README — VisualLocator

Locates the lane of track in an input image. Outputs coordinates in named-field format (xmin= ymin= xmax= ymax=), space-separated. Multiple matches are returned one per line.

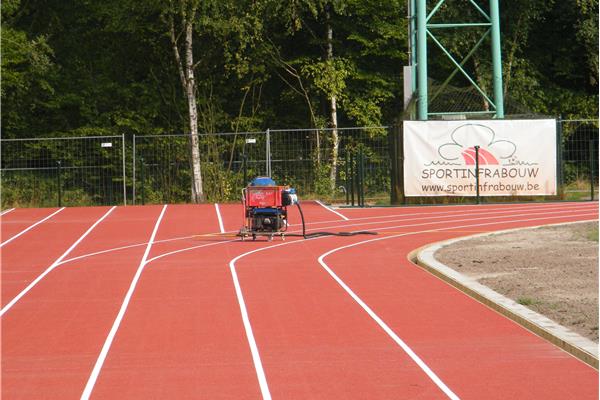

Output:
xmin=76 ymin=202 xmax=369 ymax=398
xmin=83 ymin=204 xmax=264 ymax=398
xmin=227 ymin=202 xmax=598 ymax=399
xmin=1 ymin=206 xmax=164 ymax=399
xmin=0 ymin=207 xmax=62 ymax=243
xmin=85 ymin=202 xmax=598 ymax=398
xmin=1 ymin=207 xmax=110 ymax=306
xmin=317 ymin=210 xmax=598 ymax=399
xmin=1 ymin=202 xmax=597 ymax=399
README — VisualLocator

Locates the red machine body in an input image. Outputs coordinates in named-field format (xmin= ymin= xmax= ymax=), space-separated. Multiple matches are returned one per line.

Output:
xmin=244 ymin=186 xmax=285 ymax=208
xmin=239 ymin=177 xmax=295 ymax=241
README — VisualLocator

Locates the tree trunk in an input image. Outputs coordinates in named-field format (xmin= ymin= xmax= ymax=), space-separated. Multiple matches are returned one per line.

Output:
xmin=184 ymin=20 xmax=204 ymax=203
xmin=168 ymin=2 xmax=204 ymax=203
xmin=326 ymin=7 xmax=339 ymax=191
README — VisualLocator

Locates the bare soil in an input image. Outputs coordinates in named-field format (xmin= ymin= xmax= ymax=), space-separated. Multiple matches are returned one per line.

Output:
xmin=434 ymin=222 xmax=599 ymax=342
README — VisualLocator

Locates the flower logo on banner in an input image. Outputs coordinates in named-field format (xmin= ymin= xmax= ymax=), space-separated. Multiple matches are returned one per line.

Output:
xmin=438 ymin=124 xmax=516 ymax=165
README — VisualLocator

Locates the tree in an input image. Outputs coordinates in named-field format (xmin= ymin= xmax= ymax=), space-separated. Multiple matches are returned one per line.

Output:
xmin=164 ymin=0 xmax=204 ymax=203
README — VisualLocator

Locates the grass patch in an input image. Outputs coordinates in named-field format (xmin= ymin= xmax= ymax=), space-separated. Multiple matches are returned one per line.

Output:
xmin=517 ymin=297 xmax=537 ymax=306
xmin=587 ymin=225 xmax=599 ymax=242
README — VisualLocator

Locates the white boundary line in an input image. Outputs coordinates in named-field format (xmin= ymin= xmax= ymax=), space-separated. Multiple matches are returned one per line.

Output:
xmin=0 ymin=207 xmax=65 ymax=248
xmin=81 ymin=204 xmax=168 ymax=400
xmin=314 ymin=213 xmax=598 ymax=398
xmin=1 ymin=208 xmax=15 ymax=216
xmin=0 ymin=206 xmax=116 ymax=317
xmin=315 ymin=200 xmax=349 ymax=220
xmin=51 ymin=202 xmax=600 ymax=269
xmin=226 ymin=210 xmax=597 ymax=399
xmin=146 ymin=205 xmax=598 ymax=272
xmin=4 ymin=202 xmax=593 ymax=313
xmin=229 ymin=252 xmax=273 ymax=400
xmin=215 ymin=203 xmax=225 ymax=233
xmin=318 ymin=250 xmax=460 ymax=399
xmin=417 ymin=220 xmax=599 ymax=361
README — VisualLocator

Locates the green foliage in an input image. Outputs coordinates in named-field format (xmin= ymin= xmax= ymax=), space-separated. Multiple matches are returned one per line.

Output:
xmin=1 ymin=0 xmax=597 ymax=204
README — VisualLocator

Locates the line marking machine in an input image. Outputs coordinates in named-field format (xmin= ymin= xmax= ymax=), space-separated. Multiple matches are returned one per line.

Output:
xmin=237 ymin=177 xmax=376 ymax=241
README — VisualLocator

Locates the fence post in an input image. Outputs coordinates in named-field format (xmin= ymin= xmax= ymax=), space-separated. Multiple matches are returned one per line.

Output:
xmin=359 ymin=148 xmax=366 ymax=207
xmin=362 ymin=148 xmax=366 ymax=207
xmin=474 ymin=145 xmax=480 ymax=204
xmin=266 ymin=128 xmax=271 ymax=177
xmin=350 ymin=152 xmax=355 ymax=206
xmin=140 ymin=157 xmax=145 ymax=205
xmin=122 ymin=134 xmax=127 ymax=206
xmin=242 ymin=153 xmax=248 ymax=185
xmin=132 ymin=134 xmax=136 ymax=205
xmin=345 ymin=152 xmax=350 ymax=205
xmin=590 ymin=139 xmax=595 ymax=201
xmin=556 ymin=116 xmax=563 ymax=192
xmin=57 ymin=160 xmax=62 ymax=207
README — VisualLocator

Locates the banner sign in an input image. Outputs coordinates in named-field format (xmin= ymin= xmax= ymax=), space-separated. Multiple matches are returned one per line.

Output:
xmin=403 ymin=120 xmax=557 ymax=196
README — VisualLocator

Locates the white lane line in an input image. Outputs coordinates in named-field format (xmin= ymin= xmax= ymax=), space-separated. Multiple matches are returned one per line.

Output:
xmin=146 ymin=205 xmax=598 ymax=271
xmin=0 ymin=206 xmax=116 ymax=317
xmin=55 ymin=202 xmax=597 ymax=270
xmin=229 ymin=251 xmax=273 ymax=400
xmin=318 ymin=250 xmax=459 ymax=399
xmin=81 ymin=204 xmax=167 ymax=400
xmin=0 ymin=207 xmax=65 ymax=248
xmin=215 ymin=203 xmax=225 ymax=233
xmin=315 ymin=200 xmax=349 ymax=220
xmin=1 ymin=208 xmax=15 ymax=216
xmin=315 ymin=212 xmax=597 ymax=399
xmin=332 ymin=202 xmax=598 ymax=223
xmin=225 ymin=211 xmax=596 ymax=399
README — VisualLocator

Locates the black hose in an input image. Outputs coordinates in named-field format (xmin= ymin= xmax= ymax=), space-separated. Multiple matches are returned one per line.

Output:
xmin=286 ymin=201 xmax=377 ymax=239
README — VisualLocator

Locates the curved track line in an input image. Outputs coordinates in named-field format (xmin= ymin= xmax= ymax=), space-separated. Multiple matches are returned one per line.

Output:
xmin=56 ymin=232 xmax=215 ymax=267
xmin=1 ymin=208 xmax=15 ymax=216
xmin=229 ymin=250 xmax=274 ymax=400
xmin=145 ymin=239 xmax=237 ymax=265
xmin=226 ymin=210 xmax=597 ymax=399
xmin=8 ymin=202 xmax=591 ymax=318
xmin=0 ymin=207 xmax=65 ymax=248
xmin=337 ymin=202 xmax=597 ymax=221
xmin=315 ymin=200 xmax=349 ymax=220
xmin=144 ymin=204 xmax=597 ymax=269
xmin=6 ymin=203 xmax=593 ymax=321
xmin=81 ymin=204 xmax=168 ymax=400
xmin=55 ymin=203 xmax=597 ymax=269
xmin=314 ymin=214 xmax=598 ymax=387
xmin=317 ymin=251 xmax=460 ymax=400
xmin=0 ymin=206 xmax=116 ymax=317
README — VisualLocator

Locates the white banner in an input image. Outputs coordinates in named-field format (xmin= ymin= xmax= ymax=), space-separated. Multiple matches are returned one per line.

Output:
xmin=404 ymin=119 xmax=557 ymax=196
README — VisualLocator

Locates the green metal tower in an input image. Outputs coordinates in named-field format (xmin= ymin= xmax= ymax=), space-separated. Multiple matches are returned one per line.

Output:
xmin=407 ymin=0 xmax=504 ymax=120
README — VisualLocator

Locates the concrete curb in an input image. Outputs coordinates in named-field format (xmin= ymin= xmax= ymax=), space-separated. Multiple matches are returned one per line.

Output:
xmin=410 ymin=221 xmax=599 ymax=369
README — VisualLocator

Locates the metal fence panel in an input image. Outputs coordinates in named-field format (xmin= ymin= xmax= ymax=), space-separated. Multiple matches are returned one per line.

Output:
xmin=1 ymin=136 xmax=126 ymax=207
xmin=0 ymin=120 xmax=596 ymax=207
xmin=132 ymin=131 xmax=268 ymax=204
xmin=268 ymin=127 xmax=390 ymax=201
xmin=560 ymin=119 xmax=599 ymax=200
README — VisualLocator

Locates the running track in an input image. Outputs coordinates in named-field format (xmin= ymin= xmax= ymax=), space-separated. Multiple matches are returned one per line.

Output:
xmin=1 ymin=201 xmax=598 ymax=399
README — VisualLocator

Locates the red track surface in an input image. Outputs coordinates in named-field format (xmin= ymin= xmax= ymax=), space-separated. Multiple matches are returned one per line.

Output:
xmin=1 ymin=201 xmax=598 ymax=399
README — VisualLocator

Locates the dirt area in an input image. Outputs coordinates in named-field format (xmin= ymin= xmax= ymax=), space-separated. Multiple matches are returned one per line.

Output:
xmin=434 ymin=222 xmax=599 ymax=342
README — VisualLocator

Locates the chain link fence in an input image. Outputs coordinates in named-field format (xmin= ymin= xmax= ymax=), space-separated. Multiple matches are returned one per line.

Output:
xmin=559 ymin=119 xmax=599 ymax=201
xmin=1 ymin=135 xmax=126 ymax=207
xmin=131 ymin=127 xmax=390 ymax=204
xmin=1 ymin=120 xmax=597 ymax=207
